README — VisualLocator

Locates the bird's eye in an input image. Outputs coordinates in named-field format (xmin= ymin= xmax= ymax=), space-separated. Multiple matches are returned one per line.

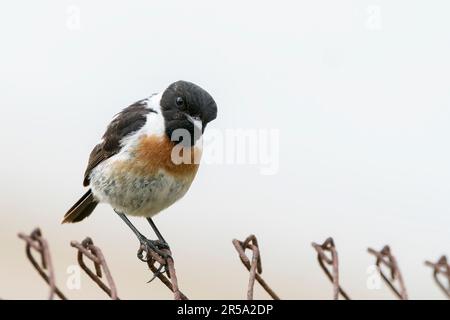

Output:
xmin=176 ymin=97 xmax=185 ymax=107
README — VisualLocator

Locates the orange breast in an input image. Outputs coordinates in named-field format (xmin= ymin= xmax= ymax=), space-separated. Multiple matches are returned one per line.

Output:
xmin=121 ymin=135 xmax=201 ymax=178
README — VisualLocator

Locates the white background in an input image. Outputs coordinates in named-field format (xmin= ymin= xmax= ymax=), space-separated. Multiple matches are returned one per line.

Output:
xmin=0 ymin=1 xmax=449 ymax=299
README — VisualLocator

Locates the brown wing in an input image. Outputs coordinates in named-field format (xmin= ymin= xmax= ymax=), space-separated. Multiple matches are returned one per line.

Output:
xmin=83 ymin=99 xmax=155 ymax=186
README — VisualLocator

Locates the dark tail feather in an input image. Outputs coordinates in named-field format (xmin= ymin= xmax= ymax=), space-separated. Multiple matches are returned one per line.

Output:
xmin=62 ymin=189 xmax=98 ymax=223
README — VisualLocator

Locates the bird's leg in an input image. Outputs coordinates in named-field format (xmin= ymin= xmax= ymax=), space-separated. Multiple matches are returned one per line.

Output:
xmin=114 ymin=210 xmax=170 ymax=261
xmin=145 ymin=218 xmax=171 ymax=279
xmin=146 ymin=218 xmax=170 ymax=249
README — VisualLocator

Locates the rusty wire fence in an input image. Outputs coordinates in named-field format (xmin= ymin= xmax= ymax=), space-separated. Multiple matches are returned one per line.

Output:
xmin=10 ymin=227 xmax=450 ymax=300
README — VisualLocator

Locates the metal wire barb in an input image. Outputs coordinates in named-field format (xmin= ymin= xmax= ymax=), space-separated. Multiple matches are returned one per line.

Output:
xmin=140 ymin=245 xmax=188 ymax=300
xmin=70 ymin=237 xmax=119 ymax=300
xmin=425 ymin=255 xmax=450 ymax=299
xmin=232 ymin=234 xmax=280 ymax=300
xmin=18 ymin=228 xmax=67 ymax=300
xmin=367 ymin=245 xmax=408 ymax=300
xmin=311 ymin=237 xmax=350 ymax=300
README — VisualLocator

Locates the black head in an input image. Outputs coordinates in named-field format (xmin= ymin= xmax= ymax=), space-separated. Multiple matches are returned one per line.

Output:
xmin=160 ymin=80 xmax=217 ymax=146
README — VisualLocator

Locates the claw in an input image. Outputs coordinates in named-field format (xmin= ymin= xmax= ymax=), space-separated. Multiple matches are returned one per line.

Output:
xmin=137 ymin=248 xmax=150 ymax=262
xmin=147 ymin=264 xmax=167 ymax=283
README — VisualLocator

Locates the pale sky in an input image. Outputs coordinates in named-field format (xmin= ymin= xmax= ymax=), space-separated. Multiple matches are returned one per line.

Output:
xmin=0 ymin=0 xmax=449 ymax=299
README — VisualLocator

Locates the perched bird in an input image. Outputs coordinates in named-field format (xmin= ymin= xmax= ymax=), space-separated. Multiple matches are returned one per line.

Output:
xmin=63 ymin=80 xmax=217 ymax=257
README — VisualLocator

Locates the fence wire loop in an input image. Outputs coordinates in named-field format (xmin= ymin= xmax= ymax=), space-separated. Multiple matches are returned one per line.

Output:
xmin=312 ymin=237 xmax=350 ymax=300
xmin=18 ymin=228 xmax=67 ymax=300
xmin=425 ymin=255 xmax=450 ymax=299
xmin=367 ymin=245 xmax=408 ymax=300
xmin=18 ymin=226 xmax=450 ymax=300
xmin=140 ymin=245 xmax=188 ymax=300
xmin=70 ymin=237 xmax=119 ymax=300
xmin=232 ymin=235 xmax=280 ymax=300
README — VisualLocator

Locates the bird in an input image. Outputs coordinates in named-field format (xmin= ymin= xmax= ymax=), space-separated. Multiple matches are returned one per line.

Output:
xmin=62 ymin=80 xmax=217 ymax=259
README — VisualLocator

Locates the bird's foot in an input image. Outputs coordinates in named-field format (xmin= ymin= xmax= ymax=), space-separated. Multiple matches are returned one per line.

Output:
xmin=153 ymin=239 xmax=170 ymax=250
xmin=137 ymin=238 xmax=171 ymax=283
xmin=137 ymin=238 xmax=171 ymax=262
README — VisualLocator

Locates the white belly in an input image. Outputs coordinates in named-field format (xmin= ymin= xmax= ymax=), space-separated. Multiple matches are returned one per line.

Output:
xmin=89 ymin=158 xmax=195 ymax=217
